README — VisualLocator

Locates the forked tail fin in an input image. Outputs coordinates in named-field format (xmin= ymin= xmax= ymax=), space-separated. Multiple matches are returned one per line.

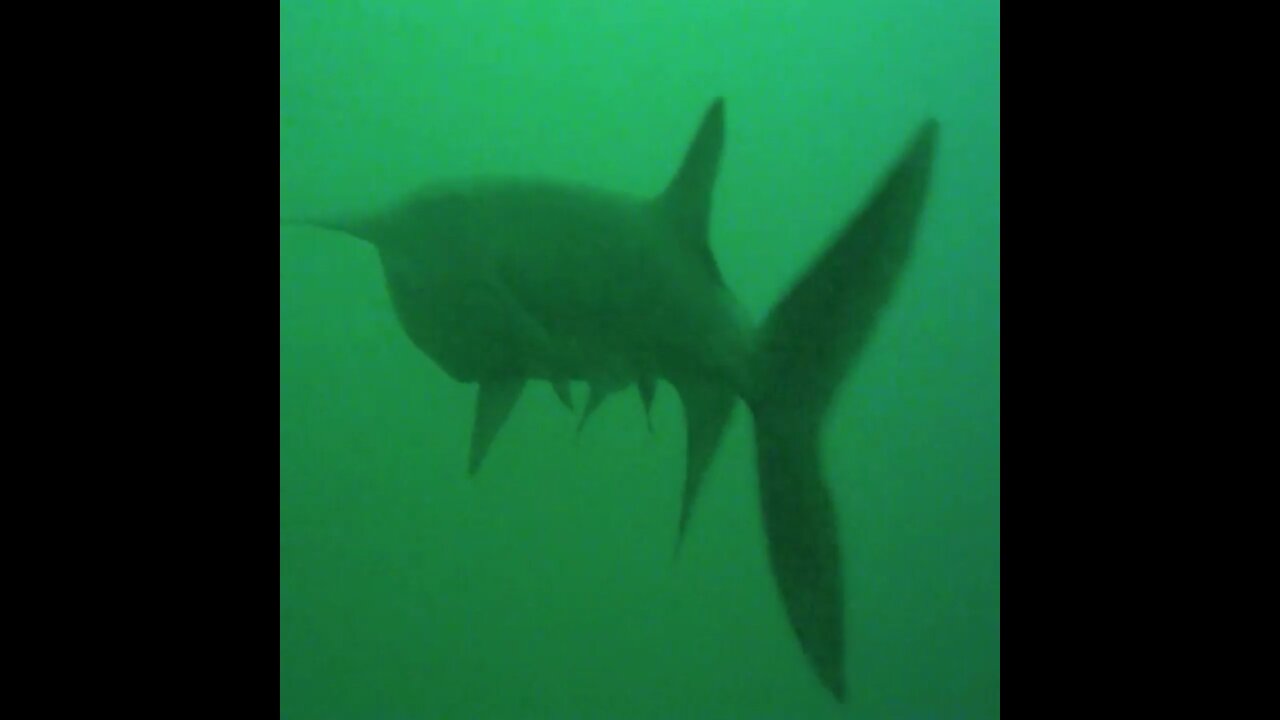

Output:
xmin=748 ymin=119 xmax=939 ymax=701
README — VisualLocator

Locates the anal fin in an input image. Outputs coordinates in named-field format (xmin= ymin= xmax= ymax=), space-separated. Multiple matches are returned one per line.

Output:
xmin=673 ymin=378 xmax=736 ymax=551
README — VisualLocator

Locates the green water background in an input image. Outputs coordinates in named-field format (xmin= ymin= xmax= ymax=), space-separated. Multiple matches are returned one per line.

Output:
xmin=280 ymin=1 xmax=999 ymax=717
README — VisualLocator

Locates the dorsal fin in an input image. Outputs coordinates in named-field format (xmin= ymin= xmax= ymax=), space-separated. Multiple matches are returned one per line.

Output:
xmin=657 ymin=97 xmax=726 ymax=282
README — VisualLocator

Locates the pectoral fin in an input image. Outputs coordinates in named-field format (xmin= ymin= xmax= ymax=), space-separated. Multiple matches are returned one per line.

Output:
xmin=469 ymin=379 xmax=526 ymax=476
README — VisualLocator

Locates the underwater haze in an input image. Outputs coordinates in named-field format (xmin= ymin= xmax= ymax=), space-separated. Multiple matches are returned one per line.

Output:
xmin=280 ymin=1 xmax=999 ymax=718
